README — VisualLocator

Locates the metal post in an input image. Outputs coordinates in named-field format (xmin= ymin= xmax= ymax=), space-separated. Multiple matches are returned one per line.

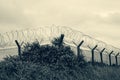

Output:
xmin=77 ymin=40 xmax=84 ymax=58
xmin=100 ymin=48 xmax=105 ymax=64
xmin=15 ymin=40 xmax=22 ymax=60
xmin=115 ymin=53 xmax=119 ymax=66
xmin=59 ymin=34 xmax=64 ymax=47
xmin=109 ymin=51 xmax=113 ymax=66
xmin=91 ymin=45 xmax=98 ymax=65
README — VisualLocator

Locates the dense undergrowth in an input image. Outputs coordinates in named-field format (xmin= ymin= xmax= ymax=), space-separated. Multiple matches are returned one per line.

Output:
xmin=0 ymin=34 xmax=120 ymax=80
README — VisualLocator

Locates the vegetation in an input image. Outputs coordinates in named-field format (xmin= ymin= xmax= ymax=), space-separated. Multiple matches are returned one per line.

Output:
xmin=0 ymin=34 xmax=120 ymax=80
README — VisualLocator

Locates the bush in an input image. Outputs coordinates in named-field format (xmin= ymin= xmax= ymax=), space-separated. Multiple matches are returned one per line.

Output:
xmin=0 ymin=56 xmax=42 ymax=80
xmin=22 ymin=42 xmax=82 ymax=67
xmin=0 ymin=34 xmax=86 ymax=80
xmin=0 ymin=34 xmax=120 ymax=80
xmin=21 ymin=34 xmax=86 ymax=68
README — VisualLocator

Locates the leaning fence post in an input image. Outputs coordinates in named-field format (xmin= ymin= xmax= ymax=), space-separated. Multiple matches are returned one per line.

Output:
xmin=15 ymin=40 xmax=22 ymax=60
xmin=77 ymin=40 xmax=84 ymax=58
xmin=115 ymin=53 xmax=119 ymax=66
xmin=109 ymin=51 xmax=113 ymax=66
xmin=100 ymin=48 xmax=105 ymax=64
xmin=91 ymin=45 xmax=98 ymax=65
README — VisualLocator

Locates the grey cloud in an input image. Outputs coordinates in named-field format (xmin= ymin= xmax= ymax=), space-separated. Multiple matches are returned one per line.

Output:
xmin=0 ymin=0 xmax=120 ymax=47
xmin=92 ymin=12 xmax=120 ymax=26
xmin=0 ymin=0 xmax=33 ymax=26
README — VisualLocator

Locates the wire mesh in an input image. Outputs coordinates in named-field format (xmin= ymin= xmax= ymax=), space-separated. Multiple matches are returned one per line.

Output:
xmin=0 ymin=25 xmax=120 ymax=55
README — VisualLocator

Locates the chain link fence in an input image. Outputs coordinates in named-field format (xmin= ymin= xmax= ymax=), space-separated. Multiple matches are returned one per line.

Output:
xmin=0 ymin=25 xmax=120 ymax=65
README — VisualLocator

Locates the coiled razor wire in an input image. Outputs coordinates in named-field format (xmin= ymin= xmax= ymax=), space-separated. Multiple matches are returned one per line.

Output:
xmin=0 ymin=25 xmax=120 ymax=55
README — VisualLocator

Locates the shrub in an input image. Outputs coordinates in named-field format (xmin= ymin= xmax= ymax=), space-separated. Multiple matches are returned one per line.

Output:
xmin=0 ymin=34 xmax=120 ymax=80
xmin=0 ymin=56 xmax=41 ymax=80
xmin=21 ymin=34 xmax=86 ymax=68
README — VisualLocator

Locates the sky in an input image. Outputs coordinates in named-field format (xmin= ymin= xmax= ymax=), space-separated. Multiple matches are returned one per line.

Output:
xmin=0 ymin=0 xmax=120 ymax=48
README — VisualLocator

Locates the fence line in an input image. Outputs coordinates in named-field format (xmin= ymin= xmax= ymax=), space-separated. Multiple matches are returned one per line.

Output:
xmin=0 ymin=26 xmax=120 ymax=65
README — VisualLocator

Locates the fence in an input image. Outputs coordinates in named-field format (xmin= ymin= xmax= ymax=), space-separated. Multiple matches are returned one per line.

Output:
xmin=0 ymin=25 xmax=120 ymax=65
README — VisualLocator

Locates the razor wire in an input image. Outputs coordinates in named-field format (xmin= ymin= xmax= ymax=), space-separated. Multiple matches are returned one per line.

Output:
xmin=0 ymin=25 xmax=120 ymax=55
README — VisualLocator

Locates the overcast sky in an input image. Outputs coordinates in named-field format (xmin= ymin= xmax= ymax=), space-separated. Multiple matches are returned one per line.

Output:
xmin=0 ymin=0 xmax=120 ymax=48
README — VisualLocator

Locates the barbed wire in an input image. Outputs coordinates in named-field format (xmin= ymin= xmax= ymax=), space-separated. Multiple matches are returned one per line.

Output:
xmin=0 ymin=25 xmax=120 ymax=54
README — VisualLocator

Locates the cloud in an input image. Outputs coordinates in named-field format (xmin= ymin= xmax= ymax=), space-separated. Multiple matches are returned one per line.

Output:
xmin=93 ymin=12 xmax=120 ymax=26
xmin=0 ymin=0 xmax=120 ymax=47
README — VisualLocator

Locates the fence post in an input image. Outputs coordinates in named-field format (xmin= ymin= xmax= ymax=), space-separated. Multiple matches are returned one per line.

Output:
xmin=15 ymin=40 xmax=22 ymax=60
xmin=73 ymin=40 xmax=84 ymax=60
xmin=115 ymin=53 xmax=119 ymax=66
xmin=59 ymin=34 xmax=64 ymax=47
xmin=100 ymin=48 xmax=105 ymax=64
xmin=91 ymin=45 xmax=98 ymax=65
xmin=77 ymin=40 xmax=84 ymax=60
xmin=109 ymin=51 xmax=113 ymax=66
